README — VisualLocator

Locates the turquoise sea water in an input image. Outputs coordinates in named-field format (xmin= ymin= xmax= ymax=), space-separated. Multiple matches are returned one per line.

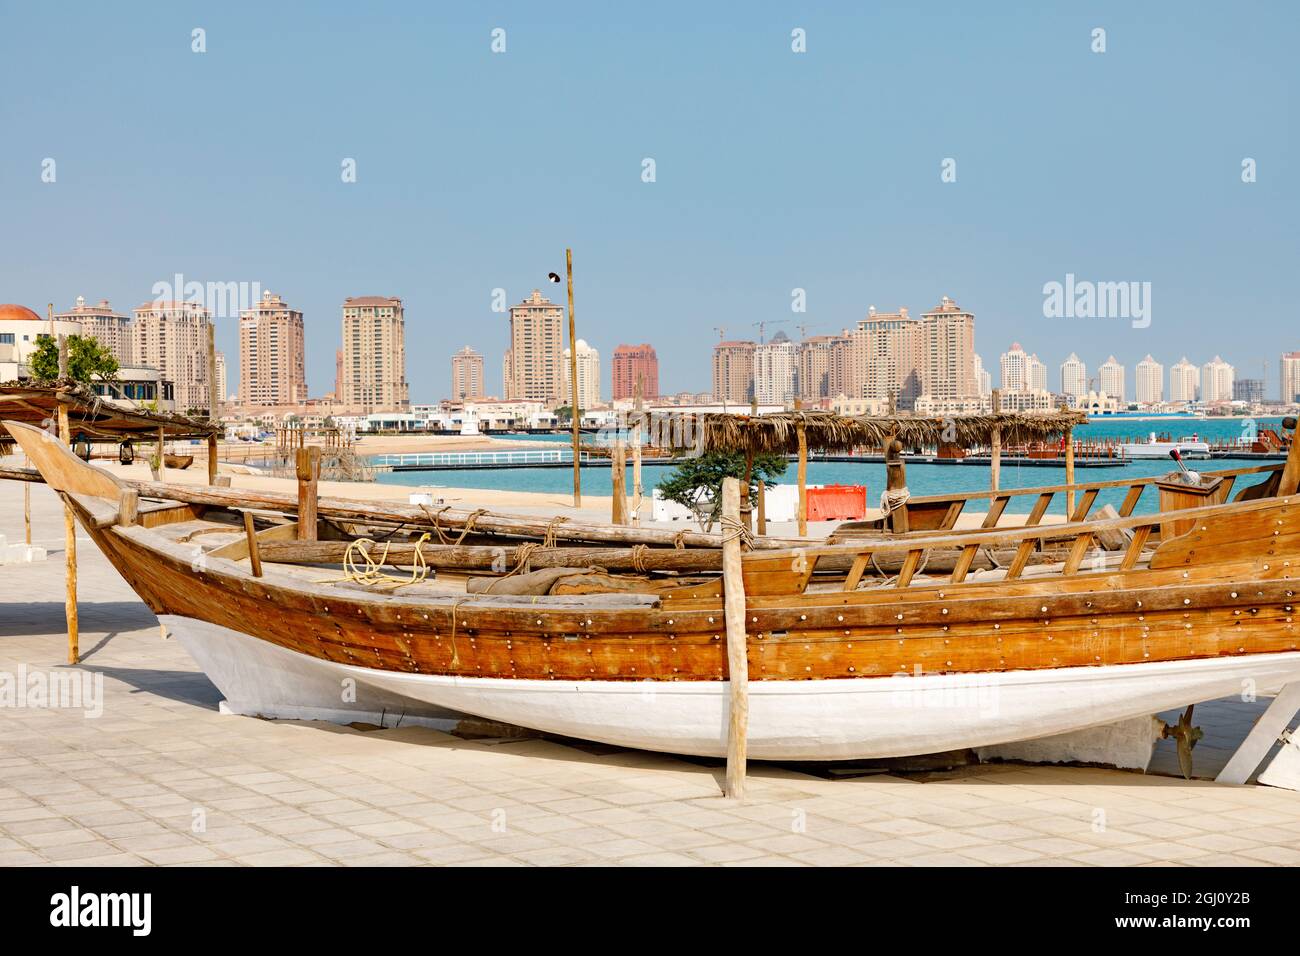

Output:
xmin=373 ymin=417 xmax=1285 ymax=517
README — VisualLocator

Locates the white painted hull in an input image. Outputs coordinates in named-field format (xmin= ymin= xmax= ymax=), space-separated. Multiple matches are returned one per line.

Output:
xmin=165 ymin=614 xmax=1300 ymax=761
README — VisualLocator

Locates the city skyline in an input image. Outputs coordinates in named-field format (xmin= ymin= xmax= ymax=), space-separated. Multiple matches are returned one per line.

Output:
xmin=3 ymin=4 xmax=1295 ymax=403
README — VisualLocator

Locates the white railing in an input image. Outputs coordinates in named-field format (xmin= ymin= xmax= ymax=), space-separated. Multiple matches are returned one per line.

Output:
xmin=373 ymin=448 xmax=581 ymax=467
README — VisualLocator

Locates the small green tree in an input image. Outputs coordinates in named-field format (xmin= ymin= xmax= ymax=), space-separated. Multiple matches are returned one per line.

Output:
xmin=28 ymin=335 xmax=119 ymax=385
xmin=657 ymin=450 xmax=787 ymax=531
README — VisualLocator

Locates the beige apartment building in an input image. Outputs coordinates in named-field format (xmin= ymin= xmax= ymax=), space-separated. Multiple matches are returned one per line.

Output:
xmin=215 ymin=351 xmax=227 ymax=402
xmin=451 ymin=345 xmax=486 ymax=400
xmin=238 ymin=291 xmax=306 ymax=407
xmin=56 ymin=297 xmax=134 ymax=364
xmin=131 ymin=300 xmax=213 ymax=412
xmin=562 ymin=338 xmax=601 ymax=409
xmin=1282 ymin=352 xmax=1300 ymax=404
xmin=504 ymin=290 xmax=565 ymax=403
xmin=851 ymin=306 xmax=923 ymax=409
xmin=340 ymin=296 xmax=408 ymax=411
xmin=712 ymin=340 xmax=756 ymax=405
xmin=919 ymin=296 xmax=975 ymax=401
xmin=797 ymin=332 xmax=851 ymax=401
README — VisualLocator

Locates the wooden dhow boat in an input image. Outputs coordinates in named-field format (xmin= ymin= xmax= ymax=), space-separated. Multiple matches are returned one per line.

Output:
xmin=10 ymin=417 xmax=1300 ymax=767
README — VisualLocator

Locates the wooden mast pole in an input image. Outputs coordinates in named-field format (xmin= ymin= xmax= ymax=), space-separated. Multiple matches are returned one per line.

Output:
xmin=721 ymin=477 xmax=749 ymax=799
xmin=56 ymin=405 xmax=79 ymax=665
xmin=989 ymin=389 xmax=1002 ymax=493
xmin=207 ymin=321 xmax=219 ymax=485
xmin=566 ymin=248 xmax=581 ymax=508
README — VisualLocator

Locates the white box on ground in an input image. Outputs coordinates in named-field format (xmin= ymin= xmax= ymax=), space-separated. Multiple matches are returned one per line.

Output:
xmin=976 ymin=715 xmax=1163 ymax=771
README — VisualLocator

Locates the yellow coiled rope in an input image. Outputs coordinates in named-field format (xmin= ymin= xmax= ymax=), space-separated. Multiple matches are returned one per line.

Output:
xmin=321 ymin=532 xmax=434 ymax=590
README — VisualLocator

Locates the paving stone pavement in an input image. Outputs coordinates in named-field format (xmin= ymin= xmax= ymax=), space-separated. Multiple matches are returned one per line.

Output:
xmin=2 ymin=479 xmax=1299 ymax=866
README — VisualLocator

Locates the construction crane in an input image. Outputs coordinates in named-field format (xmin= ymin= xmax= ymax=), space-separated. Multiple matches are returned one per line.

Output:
xmin=795 ymin=322 xmax=824 ymax=341
xmin=712 ymin=326 xmax=727 ymax=343
xmin=753 ymin=318 xmax=790 ymax=344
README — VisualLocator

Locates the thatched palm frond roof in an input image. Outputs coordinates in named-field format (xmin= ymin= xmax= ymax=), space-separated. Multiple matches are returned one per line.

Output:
xmin=662 ymin=409 xmax=1087 ymax=456
xmin=0 ymin=381 xmax=220 ymax=453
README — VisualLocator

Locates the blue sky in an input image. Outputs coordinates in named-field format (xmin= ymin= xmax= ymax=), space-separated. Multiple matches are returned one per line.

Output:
xmin=1 ymin=1 xmax=1296 ymax=400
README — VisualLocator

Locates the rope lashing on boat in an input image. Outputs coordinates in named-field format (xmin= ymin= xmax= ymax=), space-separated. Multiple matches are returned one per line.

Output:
xmin=419 ymin=504 xmax=452 ymax=544
xmin=629 ymin=544 xmax=650 ymax=574
xmin=718 ymin=515 xmax=755 ymax=551
xmin=323 ymin=532 xmax=434 ymax=590
xmin=456 ymin=509 xmax=488 ymax=545
xmin=541 ymin=515 xmax=568 ymax=548
xmin=673 ymin=531 xmax=687 ymax=549
xmin=880 ymin=487 xmax=911 ymax=515
xmin=420 ymin=505 xmax=488 ymax=546
xmin=480 ymin=543 xmax=543 ymax=593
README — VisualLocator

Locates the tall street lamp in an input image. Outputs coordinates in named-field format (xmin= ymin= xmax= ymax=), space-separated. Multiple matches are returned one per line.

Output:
xmin=549 ymin=249 xmax=581 ymax=507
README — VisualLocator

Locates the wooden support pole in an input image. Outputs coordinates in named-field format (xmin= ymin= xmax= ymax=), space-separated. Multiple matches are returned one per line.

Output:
xmin=610 ymin=439 xmax=628 ymax=526
xmin=885 ymin=436 xmax=909 ymax=533
xmin=721 ymin=477 xmax=748 ymax=800
xmin=989 ymin=389 xmax=1002 ymax=493
xmin=156 ymin=426 xmax=165 ymax=482
xmin=207 ymin=320 xmax=218 ymax=422
xmin=796 ymin=420 xmax=808 ymax=537
xmin=242 ymin=511 xmax=264 ymax=578
xmin=207 ymin=433 xmax=218 ymax=486
xmin=296 ymin=445 xmax=321 ymax=541
xmin=756 ymin=479 xmax=767 ymax=536
xmin=631 ymin=380 xmax=643 ymax=526
xmin=57 ymin=406 xmax=78 ymax=665
xmin=1064 ymin=421 xmax=1076 ymax=519
xmin=740 ymin=450 xmax=755 ymax=532
xmin=566 ymin=247 xmax=581 ymax=508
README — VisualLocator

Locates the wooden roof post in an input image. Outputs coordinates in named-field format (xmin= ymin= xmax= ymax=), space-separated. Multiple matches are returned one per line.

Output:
xmin=756 ymin=477 xmax=767 ymax=536
xmin=885 ymin=434 xmax=909 ymax=533
xmin=989 ymin=389 xmax=1001 ymax=493
xmin=631 ymin=378 xmax=643 ymax=526
xmin=207 ymin=320 xmax=219 ymax=486
xmin=796 ymin=418 xmax=808 ymax=537
xmin=721 ymin=476 xmax=748 ymax=800
xmin=57 ymin=405 xmax=79 ymax=665
xmin=1062 ymin=402 xmax=1075 ymax=518
xmin=740 ymin=448 xmax=755 ymax=531
xmin=610 ymin=439 xmax=628 ymax=526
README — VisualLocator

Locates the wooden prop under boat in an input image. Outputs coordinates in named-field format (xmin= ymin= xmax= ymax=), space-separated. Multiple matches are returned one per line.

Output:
xmin=10 ymin=416 xmax=1300 ymax=763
